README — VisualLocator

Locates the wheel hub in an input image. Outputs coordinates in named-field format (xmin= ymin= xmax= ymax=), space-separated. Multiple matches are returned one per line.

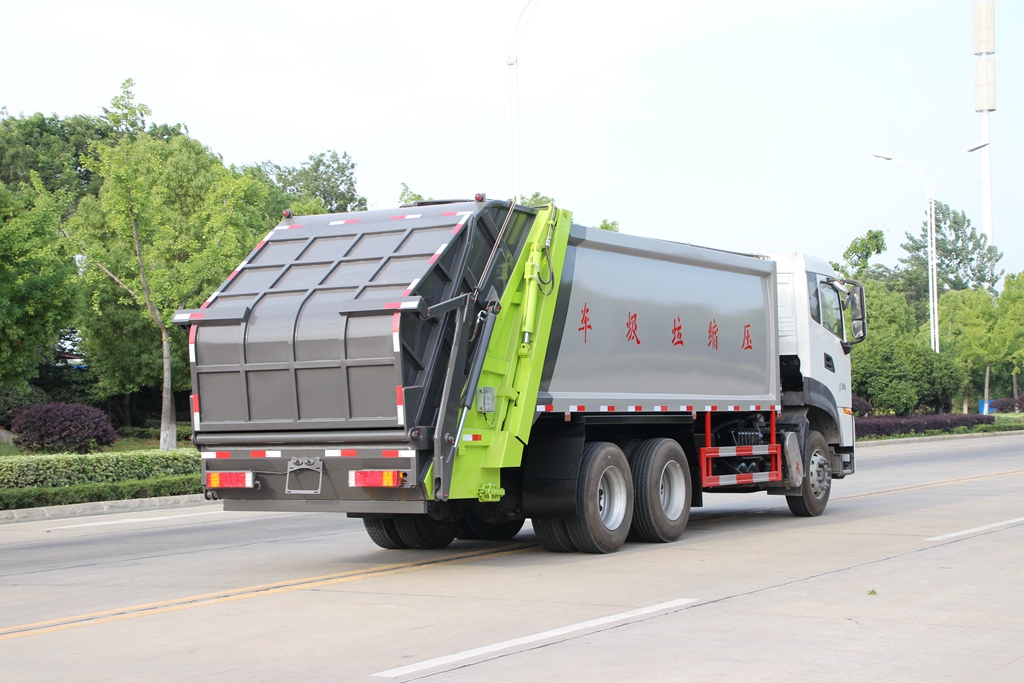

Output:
xmin=808 ymin=450 xmax=832 ymax=499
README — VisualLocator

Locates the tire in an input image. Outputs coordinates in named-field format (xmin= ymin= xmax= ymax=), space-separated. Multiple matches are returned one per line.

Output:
xmin=532 ymin=518 xmax=577 ymax=552
xmin=787 ymin=431 xmax=832 ymax=517
xmin=466 ymin=514 xmax=525 ymax=540
xmin=631 ymin=438 xmax=691 ymax=543
xmin=393 ymin=515 xmax=458 ymax=549
xmin=363 ymin=518 xmax=408 ymax=550
xmin=566 ymin=442 xmax=634 ymax=554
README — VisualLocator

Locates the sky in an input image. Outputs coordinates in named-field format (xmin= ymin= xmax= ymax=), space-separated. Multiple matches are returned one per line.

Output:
xmin=3 ymin=0 xmax=1022 ymax=275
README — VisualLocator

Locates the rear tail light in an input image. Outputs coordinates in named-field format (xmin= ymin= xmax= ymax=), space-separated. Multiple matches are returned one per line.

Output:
xmin=206 ymin=471 xmax=255 ymax=489
xmin=348 ymin=470 xmax=405 ymax=488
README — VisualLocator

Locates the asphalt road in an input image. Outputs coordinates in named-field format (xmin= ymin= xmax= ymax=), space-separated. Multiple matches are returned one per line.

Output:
xmin=2 ymin=434 xmax=1022 ymax=682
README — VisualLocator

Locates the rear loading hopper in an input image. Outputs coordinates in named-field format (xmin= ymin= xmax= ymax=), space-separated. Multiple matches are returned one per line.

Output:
xmin=176 ymin=199 xmax=545 ymax=513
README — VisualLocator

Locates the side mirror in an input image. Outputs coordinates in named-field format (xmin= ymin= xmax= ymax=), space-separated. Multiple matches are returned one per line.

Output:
xmin=845 ymin=280 xmax=867 ymax=343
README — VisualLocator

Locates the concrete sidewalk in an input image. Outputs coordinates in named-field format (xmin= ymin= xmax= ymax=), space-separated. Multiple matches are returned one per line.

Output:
xmin=0 ymin=493 xmax=217 ymax=524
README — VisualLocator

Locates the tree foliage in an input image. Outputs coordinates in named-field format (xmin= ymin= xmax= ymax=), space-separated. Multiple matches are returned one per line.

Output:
xmin=899 ymin=201 xmax=1003 ymax=293
xmin=262 ymin=150 xmax=366 ymax=214
xmin=0 ymin=176 xmax=78 ymax=387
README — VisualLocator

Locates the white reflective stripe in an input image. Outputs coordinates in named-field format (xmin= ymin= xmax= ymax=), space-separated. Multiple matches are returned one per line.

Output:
xmin=173 ymin=313 xmax=190 ymax=323
xmin=705 ymin=405 xmax=715 ymax=411
xmin=325 ymin=449 xmax=342 ymax=457
xmin=398 ymin=449 xmax=416 ymax=458
xmin=265 ymin=450 xmax=282 ymax=458
xmin=392 ymin=332 xmax=400 ymax=353
xmin=403 ymin=214 xmax=422 ymax=219
xmin=399 ymin=301 xmax=418 ymax=309
xmin=714 ymin=472 xmax=773 ymax=486
xmin=189 ymin=344 xmax=196 ymax=363
xmin=264 ymin=231 xmax=275 ymax=240
xmin=706 ymin=445 xmax=773 ymax=457
xmin=200 ymin=452 xmax=217 ymax=459
xmin=680 ymin=405 xmax=693 ymax=411
xmin=192 ymin=412 xmax=200 ymax=431
xmin=397 ymin=404 xmax=405 ymax=425
xmin=627 ymin=406 xmax=641 ymax=412
xmin=569 ymin=405 xmax=584 ymax=412
xmin=600 ymin=406 xmax=614 ymax=412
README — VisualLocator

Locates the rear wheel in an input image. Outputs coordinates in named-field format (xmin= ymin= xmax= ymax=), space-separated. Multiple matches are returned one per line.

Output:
xmin=363 ymin=518 xmax=408 ymax=550
xmin=566 ymin=442 xmax=634 ymax=554
xmin=631 ymin=438 xmax=691 ymax=543
xmin=466 ymin=514 xmax=525 ymax=540
xmin=393 ymin=515 xmax=458 ymax=549
xmin=787 ymin=431 xmax=832 ymax=517
xmin=532 ymin=518 xmax=577 ymax=552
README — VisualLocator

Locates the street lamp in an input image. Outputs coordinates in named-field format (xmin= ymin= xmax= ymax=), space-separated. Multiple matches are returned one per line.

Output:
xmin=872 ymin=142 xmax=989 ymax=352
xmin=507 ymin=0 xmax=543 ymax=204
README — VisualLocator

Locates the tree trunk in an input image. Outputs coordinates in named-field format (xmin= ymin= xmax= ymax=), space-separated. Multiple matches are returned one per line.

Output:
xmin=158 ymin=326 xmax=177 ymax=451
xmin=962 ymin=385 xmax=970 ymax=414
xmin=1014 ymin=372 xmax=1019 ymax=401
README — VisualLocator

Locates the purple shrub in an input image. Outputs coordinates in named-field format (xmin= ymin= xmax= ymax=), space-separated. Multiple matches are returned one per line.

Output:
xmin=989 ymin=397 xmax=1024 ymax=413
xmin=11 ymin=403 xmax=118 ymax=454
xmin=852 ymin=395 xmax=873 ymax=416
xmin=856 ymin=413 xmax=995 ymax=438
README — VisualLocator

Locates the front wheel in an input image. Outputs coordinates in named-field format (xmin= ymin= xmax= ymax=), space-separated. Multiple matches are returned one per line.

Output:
xmin=566 ymin=441 xmax=634 ymax=554
xmin=786 ymin=431 xmax=832 ymax=517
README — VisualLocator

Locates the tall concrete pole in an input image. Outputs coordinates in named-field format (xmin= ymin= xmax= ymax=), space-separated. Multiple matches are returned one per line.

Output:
xmin=974 ymin=1 xmax=996 ymax=243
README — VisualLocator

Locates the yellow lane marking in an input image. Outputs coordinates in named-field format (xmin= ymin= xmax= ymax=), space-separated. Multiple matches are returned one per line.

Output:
xmin=835 ymin=469 xmax=1024 ymax=501
xmin=0 ymin=542 xmax=536 ymax=641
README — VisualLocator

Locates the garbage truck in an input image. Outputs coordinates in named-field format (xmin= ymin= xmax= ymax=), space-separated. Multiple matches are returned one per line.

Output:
xmin=174 ymin=196 xmax=866 ymax=554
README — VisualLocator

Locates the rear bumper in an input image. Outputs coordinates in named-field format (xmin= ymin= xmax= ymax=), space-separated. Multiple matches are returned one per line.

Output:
xmin=202 ymin=445 xmax=429 ymax=515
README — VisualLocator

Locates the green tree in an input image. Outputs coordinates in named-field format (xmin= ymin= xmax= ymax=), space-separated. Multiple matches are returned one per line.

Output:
xmin=0 ymin=111 xmax=113 ymax=202
xmin=67 ymin=81 xmax=269 ymax=449
xmin=597 ymin=219 xmax=620 ymax=233
xmin=0 ymin=176 xmax=78 ymax=387
xmin=899 ymin=202 xmax=1003 ymax=293
xmin=398 ymin=182 xmax=426 ymax=205
xmin=994 ymin=273 xmax=1024 ymax=399
xmin=262 ymin=150 xmax=366 ymax=214
xmin=834 ymin=229 xmax=885 ymax=278
xmin=940 ymin=288 xmax=1000 ymax=413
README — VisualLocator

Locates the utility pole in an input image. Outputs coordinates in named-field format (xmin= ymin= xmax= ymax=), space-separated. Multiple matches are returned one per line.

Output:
xmin=974 ymin=1 xmax=996 ymax=243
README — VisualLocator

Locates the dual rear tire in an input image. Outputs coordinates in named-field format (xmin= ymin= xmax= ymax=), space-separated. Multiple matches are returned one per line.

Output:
xmin=534 ymin=439 xmax=692 ymax=554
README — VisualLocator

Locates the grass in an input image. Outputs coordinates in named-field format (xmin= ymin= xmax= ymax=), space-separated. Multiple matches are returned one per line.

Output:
xmin=0 ymin=436 xmax=191 ymax=457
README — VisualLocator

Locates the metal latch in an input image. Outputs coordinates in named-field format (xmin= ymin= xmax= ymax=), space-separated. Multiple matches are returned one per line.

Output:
xmin=285 ymin=457 xmax=323 ymax=495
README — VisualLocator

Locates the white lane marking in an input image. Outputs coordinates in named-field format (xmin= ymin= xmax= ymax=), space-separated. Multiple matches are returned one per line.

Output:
xmin=47 ymin=510 xmax=224 ymax=530
xmin=373 ymin=597 xmax=697 ymax=678
xmin=926 ymin=516 xmax=1024 ymax=542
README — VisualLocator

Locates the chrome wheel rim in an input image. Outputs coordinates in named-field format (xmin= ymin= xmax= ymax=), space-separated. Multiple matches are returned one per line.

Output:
xmin=659 ymin=460 xmax=686 ymax=521
xmin=597 ymin=465 xmax=628 ymax=530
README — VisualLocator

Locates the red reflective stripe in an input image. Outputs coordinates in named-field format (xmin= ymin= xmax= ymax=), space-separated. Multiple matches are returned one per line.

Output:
xmin=395 ymin=386 xmax=404 ymax=406
xmin=441 ymin=211 xmax=457 ymax=216
xmin=382 ymin=450 xmax=399 ymax=458
xmin=198 ymin=301 xmax=210 ymax=310
xmin=341 ymin=449 xmax=357 ymax=457
xmin=192 ymin=394 xmax=200 ymax=413
xmin=189 ymin=312 xmax=205 ymax=320
xmin=705 ymin=475 xmax=720 ymax=486
xmin=384 ymin=302 xmax=401 ymax=309
xmin=215 ymin=451 xmax=230 ymax=459
xmin=251 ymin=450 xmax=267 ymax=458
xmin=189 ymin=326 xmax=197 ymax=344
xmin=392 ymin=314 xmax=401 ymax=333
xmin=736 ymin=473 xmax=755 ymax=485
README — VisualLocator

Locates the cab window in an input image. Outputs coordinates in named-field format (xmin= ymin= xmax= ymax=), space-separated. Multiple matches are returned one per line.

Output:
xmin=807 ymin=274 xmax=820 ymax=323
xmin=819 ymin=283 xmax=843 ymax=338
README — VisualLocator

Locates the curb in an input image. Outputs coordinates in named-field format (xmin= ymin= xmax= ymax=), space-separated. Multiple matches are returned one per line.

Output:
xmin=0 ymin=493 xmax=216 ymax=525
xmin=855 ymin=429 xmax=1024 ymax=448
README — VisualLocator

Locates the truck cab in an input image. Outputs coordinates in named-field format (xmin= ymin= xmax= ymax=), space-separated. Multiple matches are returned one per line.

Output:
xmin=772 ymin=253 xmax=866 ymax=478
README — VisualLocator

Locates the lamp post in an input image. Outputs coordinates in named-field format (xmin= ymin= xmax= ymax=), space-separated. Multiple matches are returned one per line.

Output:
xmin=507 ymin=0 xmax=543 ymax=204
xmin=872 ymin=142 xmax=990 ymax=352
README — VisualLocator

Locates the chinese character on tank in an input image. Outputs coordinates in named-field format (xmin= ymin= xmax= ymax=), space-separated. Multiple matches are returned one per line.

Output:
xmin=626 ymin=311 xmax=641 ymax=345
xmin=579 ymin=303 xmax=592 ymax=343
xmin=671 ymin=316 xmax=684 ymax=347
xmin=741 ymin=324 xmax=753 ymax=350
xmin=707 ymin=319 xmax=719 ymax=351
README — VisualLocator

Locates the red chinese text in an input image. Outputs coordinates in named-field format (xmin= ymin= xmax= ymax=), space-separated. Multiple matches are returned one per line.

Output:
xmin=741 ymin=324 xmax=753 ymax=350
xmin=671 ymin=316 xmax=684 ymax=347
xmin=707 ymin=318 xmax=719 ymax=351
xmin=626 ymin=311 xmax=641 ymax=345
xmin=579 ymin=303 xmax=592 ymax=343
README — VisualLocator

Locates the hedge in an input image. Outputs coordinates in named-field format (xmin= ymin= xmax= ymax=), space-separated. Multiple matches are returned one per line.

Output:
xmin=856 ymin=414 xmax=996 ymax=438
xmin=0 ymin=449 xmax=200 ymax=489
xmin=0 ymin=474 xmax=202 ymax=510
xmin=117 ymin=424 xmax=193 ymax=442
